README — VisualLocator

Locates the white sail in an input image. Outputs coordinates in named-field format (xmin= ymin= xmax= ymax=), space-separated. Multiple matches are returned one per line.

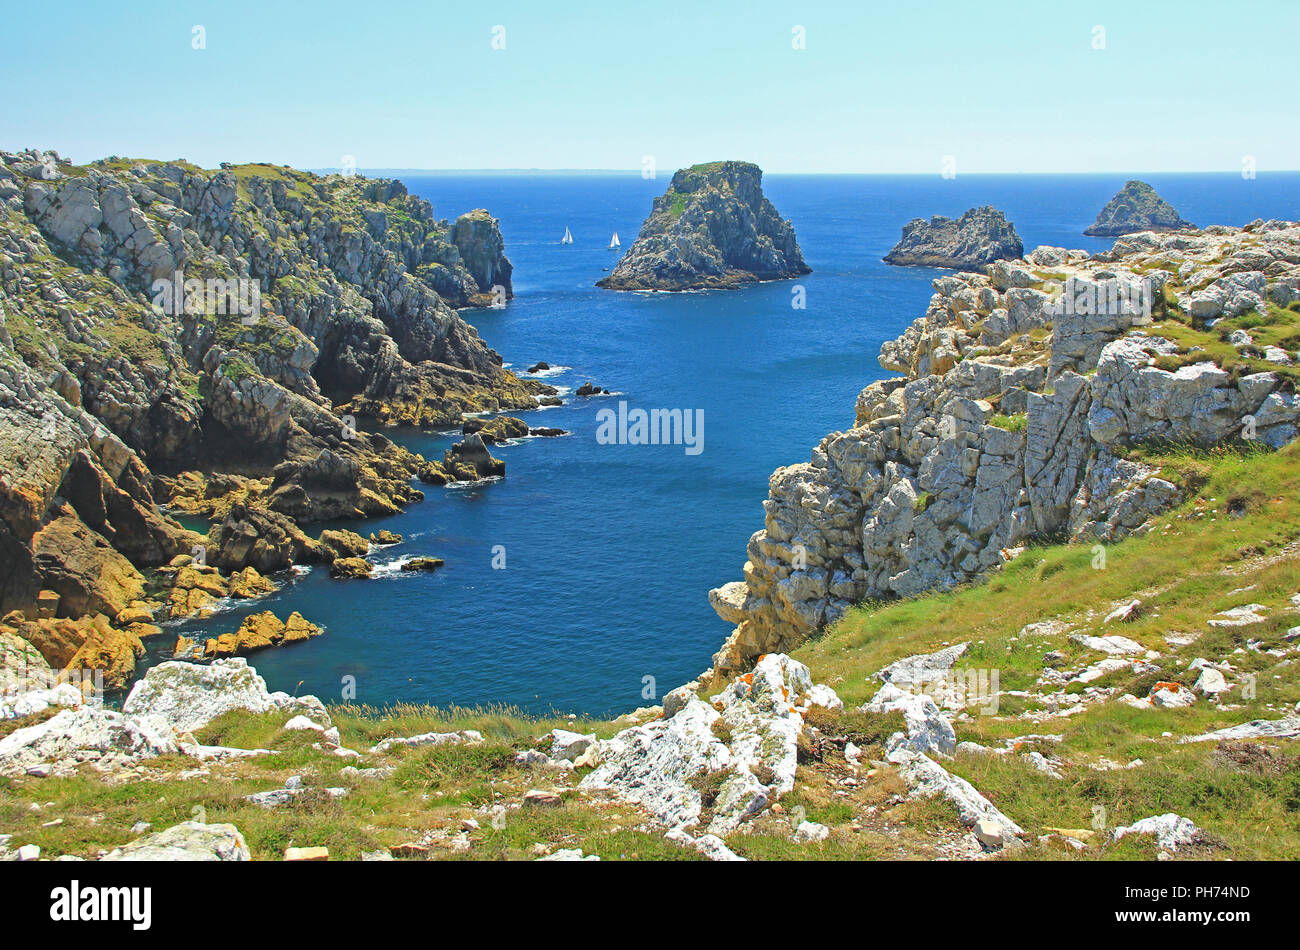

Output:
xmin=609 ymin=232 xmax=620 ymax=249
xmin=561 ymin=227 xmax=573 ymax=244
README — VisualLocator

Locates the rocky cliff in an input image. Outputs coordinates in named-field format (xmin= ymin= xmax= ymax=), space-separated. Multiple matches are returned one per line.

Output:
xmin=883 ymin=206 xmax=1023 ymax=269
xmin=596 ymin=161 xmax=809 ymax=291
xmin=448 ymin=208 xmax=513 ymax=305
xmin=1084 ymin=180 xmax=1194 ymax=237
xmin=0 ymin=148 xmax=552 ymax=686
xmin=710 ymin=219 xmax=1300 ymax=673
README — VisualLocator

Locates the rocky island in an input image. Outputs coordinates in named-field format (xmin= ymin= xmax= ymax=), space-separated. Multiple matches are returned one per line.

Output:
xmin=0 ymin=148 xmax=554 ymax=690
xmin=596 ymin=161 xmax=809 ymax=291
xmin=1084 ymin=180 xmax=1195 ymax=236
xmin=883 ymin=206 xmax=1024 ymax=270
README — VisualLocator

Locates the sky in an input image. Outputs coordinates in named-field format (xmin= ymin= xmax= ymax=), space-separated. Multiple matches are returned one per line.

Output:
xmin=3 ymin=0 xmax=1297 ymax=174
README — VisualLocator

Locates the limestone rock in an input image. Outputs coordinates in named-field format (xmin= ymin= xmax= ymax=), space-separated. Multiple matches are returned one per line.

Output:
xmin=1148 ymin=681 xmax=1197 ymax=708
xmin=122 ymin=657 xmax=325 ymax=733
xmin=368 ymin=729 xmax=483 ymax=755
xmin=888 ymin=745 xmax=1023 ymax=841
xmin=102 ymin=821 xmax=250 ymax=861
xmin=793 ymin=820 xmax=830 ymax=843
xmin=863 ymin=682 xmax=956 ymax=756
xmin=709 ymin=222 xmax=1300 ymax=675
xmin=549 ymin=729 xmax=597 ymax=762
xmin=0 ymin=706 xmax=176 ymax=777
xmin=581 ymin=654 xmax=828 ymax=835
xmin=1112 ymin=813 xmax=1200 ymax=851
xmin=1182 ymin=716 xmax=1300 ymax=743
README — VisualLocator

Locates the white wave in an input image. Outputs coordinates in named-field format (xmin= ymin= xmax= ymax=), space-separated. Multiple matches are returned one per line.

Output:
xmin=520 ymin=364 xmax=572 ymax=378
xmin=368 ymin=556 xmax=414 ymax=577
xmin=445 ymin=475 xmax=505 ymax=490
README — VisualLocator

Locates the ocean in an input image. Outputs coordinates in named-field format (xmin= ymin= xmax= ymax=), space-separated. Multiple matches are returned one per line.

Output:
xmin=147 ymin=171 xmax=1300 ymax=717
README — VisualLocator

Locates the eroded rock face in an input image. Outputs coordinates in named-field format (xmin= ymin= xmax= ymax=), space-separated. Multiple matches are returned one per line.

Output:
xmin=122 ymin=657 xmax=326 ymax=733
xmin=580 ymin=654 xmax=837 ymax=835
xmin=597 ymin=161 xmax=810 ymax=291
xmin=0 ymin=705 xmax=176 ymax=777
xmin=1084 ymin=180 xmax=1194 ymax=237
xmin=884 ymin=206 xmax=1024 ymax=270
xmin=0 ymin=148 xmax=559 ymax=690
xmin=710 ymin=222 xmax=1300 ymax=673
xmin=447 ymin=209 xmax=513 ymax=305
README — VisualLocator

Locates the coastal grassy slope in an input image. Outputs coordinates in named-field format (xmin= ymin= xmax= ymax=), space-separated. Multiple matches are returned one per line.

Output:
xmin=4 ymin=439 xmax=1298 ymax=860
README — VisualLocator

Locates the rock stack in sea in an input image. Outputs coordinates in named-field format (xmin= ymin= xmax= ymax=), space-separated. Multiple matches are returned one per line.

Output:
xmin=1084 ymin=180 xmax=1195 ymax=237
xmin=710 ymin=220 xmax=1300 ymax=674
xmin=883 ymin=206 xmax=1024 ymax=270
xmin=597 ymin=161 xmax=810 ymax=291
xmin=448 ymin=208 xmax=514 ymax=304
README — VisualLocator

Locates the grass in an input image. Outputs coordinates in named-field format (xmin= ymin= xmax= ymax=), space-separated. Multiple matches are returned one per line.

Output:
xmin=989 ymin=412 xmax=1028 ymax=432
xmin=790 ymin=439 xmax=1300 ymax=858
xmin=1148 ymin=297 xmax=1300 ymax=387
xmin=5 ymin=438 xmax=1300 ymax=860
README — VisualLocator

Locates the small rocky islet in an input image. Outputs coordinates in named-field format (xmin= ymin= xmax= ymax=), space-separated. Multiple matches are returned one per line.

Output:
xmin=1084 ymin=179 xmax=1195 ymax=237
xmin=597 ymin=160 xmax=810 ymax=291
xmin=883 ymin=205 xmax=1024 ymax=270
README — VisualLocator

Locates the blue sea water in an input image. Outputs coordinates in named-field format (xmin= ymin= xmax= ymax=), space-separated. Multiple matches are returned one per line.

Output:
xmin=150 ymin=172 xmax=1300 ymax=717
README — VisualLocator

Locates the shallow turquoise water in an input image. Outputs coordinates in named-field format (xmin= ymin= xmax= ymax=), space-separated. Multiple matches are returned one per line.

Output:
xmin=149 ymin=172 xmax=1300 ymax=716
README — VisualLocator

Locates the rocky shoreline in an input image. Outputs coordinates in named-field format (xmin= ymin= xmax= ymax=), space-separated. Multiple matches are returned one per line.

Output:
xmin=0 ymin=148 xmax=559 ymax=694
xmin=709 ymin=219 xmax=1300 ymax=674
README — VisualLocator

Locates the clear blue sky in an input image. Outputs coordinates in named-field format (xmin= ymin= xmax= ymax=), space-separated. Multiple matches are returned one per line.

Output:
xmin=3 ymin=0 xmax=1296 ymax=173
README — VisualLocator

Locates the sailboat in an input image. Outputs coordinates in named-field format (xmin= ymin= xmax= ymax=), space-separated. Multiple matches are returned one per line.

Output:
xmin=561 ymin=227 xmax=573 ymax=245
xmin=608 ymin=232 xmax=621 ymax=250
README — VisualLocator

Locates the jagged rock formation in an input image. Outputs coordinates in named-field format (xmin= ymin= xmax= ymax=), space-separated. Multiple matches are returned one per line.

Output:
xmin=1084 ymin=180 xmax=1194 ymax=237
xmin=578 ymin=653 xmax=841 ymax=834
xmin=884 ymin=206 xmax=1023 ymax=270
xmin=0 ymin=148 xmax=550 ymax=687
xmin=448 ymin=209 xmax=513 ymax=304
xmin=710 ymin=221 xmax=1300 ymax=673
xmin=200 ymin=610 xmax=322 ymax=658
xmin=596 ymin=161 xmax=809 ymax=291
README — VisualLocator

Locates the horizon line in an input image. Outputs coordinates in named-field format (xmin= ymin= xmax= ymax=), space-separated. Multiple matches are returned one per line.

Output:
xmin=324 ymin=167 xmax=1300 ymax=177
